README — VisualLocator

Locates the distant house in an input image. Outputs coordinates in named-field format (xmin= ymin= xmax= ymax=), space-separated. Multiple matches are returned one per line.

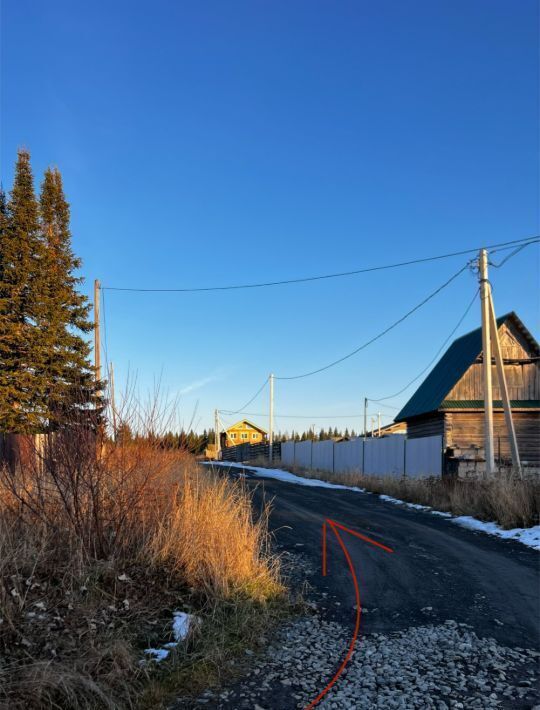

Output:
xmin=222 ymin=419 xmax=267 ymax=448
xmin=394 ymin=312 xmax=539 ymax=469
xmin=368 ymin=421 xmax=407 ymax=437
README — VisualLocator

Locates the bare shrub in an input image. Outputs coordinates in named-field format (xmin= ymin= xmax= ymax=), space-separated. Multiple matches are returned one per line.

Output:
xmin=0 ymin=399 xmax=283 ymax=708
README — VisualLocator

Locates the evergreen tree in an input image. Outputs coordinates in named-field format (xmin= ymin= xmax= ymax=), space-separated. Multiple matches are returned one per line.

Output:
xmin=37 ymin=167 xmax=98 ymax=428
xmin=0 ymin=151 xmax=45 ymax=432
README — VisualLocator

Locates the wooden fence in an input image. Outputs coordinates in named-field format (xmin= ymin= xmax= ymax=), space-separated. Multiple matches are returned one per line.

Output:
xmin=0 ymin=433 xmax=47 ymax=471
xmin=220 ymin=441 xmax=281 ymax=463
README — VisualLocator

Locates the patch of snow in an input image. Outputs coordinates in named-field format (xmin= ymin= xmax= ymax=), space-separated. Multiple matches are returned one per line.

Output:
xmin=143 ymin=647 xmax=170 ymax=662
xmin=172 ymin=611 xmax=196 ymax=641
xmin=452 ymin=517 xmax=540 ymax=551
xmin=206 ymin=461 xmax=365 ymax=493
xmin=141 ymin=611 xmax=200 ymax=664
xmin=379 ymin=494 xmax=430 ymax=510
xmin=204 ymin=462 xmax=539 ymax=551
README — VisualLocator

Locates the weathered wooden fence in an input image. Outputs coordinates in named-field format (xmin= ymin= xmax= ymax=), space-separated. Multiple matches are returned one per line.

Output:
xmin=221 ymin=441 xmax=282 ymax=463
xmin=0 ymin=433 xmax=47 ymax=471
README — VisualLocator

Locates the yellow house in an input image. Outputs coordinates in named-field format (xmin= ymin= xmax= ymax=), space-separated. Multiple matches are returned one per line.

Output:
xmin=223 ymin=419 xmax=267 ymax=448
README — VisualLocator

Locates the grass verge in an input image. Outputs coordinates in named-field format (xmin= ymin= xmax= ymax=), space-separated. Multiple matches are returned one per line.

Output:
xmin=0 ymin=432 xmax=287 ymax=709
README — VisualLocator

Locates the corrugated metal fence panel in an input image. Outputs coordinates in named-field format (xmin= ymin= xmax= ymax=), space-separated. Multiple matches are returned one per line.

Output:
xmin=312 ymin=440 xmax=334 ymax=471
xmin=405 ymin=435 xmax=443 ymax=477
xmin=295 ymin=440 xmax=313 ymax=468
xmin=364 ymin=435 xmax=406 ymax=476
xmin=334 ymin=438 xmax=363 ymax=473
xmin=281 ymin=441 xmax=295 ymax=466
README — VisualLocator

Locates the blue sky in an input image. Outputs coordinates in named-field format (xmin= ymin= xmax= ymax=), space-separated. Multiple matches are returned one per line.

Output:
xmin=2 ymin=0 xmax=538 ymax=433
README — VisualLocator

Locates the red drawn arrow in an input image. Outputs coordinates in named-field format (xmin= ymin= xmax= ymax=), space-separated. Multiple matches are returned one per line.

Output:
xmin=305 ymin=519 xmax=394 ymax=710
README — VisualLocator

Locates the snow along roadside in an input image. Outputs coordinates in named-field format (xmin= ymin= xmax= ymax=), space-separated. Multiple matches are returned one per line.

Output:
xmin=204 ymin=461 xmax=540 ymax=551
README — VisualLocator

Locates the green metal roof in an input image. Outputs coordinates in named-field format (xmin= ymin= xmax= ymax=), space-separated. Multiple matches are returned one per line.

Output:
xmin=440 ymin=400 xmax=540 ymax=410
xmin=395 ymin=312 xmax=539 ymax=422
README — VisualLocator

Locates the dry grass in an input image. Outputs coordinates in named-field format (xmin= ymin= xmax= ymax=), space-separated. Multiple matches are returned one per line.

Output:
xmin=249 ymin=456 xmax=539 ymax=529
xmin=0 ymin=428 xmax=285 ymax=709
xmin=147 ymin=472 xmax=281 ymax=601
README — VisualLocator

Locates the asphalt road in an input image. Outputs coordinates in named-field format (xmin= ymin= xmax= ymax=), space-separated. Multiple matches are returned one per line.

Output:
xmin=228 ymin=465 xmax=539 ymax=649
xmin=187 ymin=464 xmax=540 ymax=709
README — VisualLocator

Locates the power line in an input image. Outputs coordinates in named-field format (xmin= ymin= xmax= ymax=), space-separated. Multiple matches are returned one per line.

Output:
xmin=101 ymin=236 xmax=539 ymax=293
xmin=218 ymin=410 xmax=395 ymax=419
xmin=368 ymin=288 xmax=479 ymax=403
xmin=223 ymin=377 xmax=269 ymax=415
xmin=373 ymin=402 xmax=401 ymax=411
xmin=275 ymin=262 xmax=470 ymax=380
xmin=489 ymin=239 xmax=539 ymax=268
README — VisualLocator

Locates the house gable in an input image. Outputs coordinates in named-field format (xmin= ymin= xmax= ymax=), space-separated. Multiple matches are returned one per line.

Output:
xmin=395 ymin=312 xmax=539 ymax=422
xmin=226 ymin=419 xmax=267 ymax=435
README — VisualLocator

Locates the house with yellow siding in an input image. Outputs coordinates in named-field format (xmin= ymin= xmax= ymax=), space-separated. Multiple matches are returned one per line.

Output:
xmin=222 ymin=419 xmax=267 ymax=448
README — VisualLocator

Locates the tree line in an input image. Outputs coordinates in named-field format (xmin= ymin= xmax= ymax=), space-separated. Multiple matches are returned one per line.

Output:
xmin=128 ymin=426 xmax=359 ymax=455
xmin=281 ymin=427 xmax=358 ymax=442
xmin=0 ymin=150 xmax=99 ymax=433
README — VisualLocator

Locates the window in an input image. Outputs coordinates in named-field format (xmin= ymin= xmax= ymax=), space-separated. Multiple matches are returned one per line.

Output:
xmin=252 ymin=433 xmax=258 ymax=439
xmin=241 ymin=433 xmax=248 ymax=440
xmin=230 ymin=433 xmax=237 ymax=439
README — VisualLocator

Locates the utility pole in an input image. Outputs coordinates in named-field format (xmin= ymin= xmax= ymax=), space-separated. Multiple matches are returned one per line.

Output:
xmin=109 ymin=362 xmax=117 ymax=441
xmin=479 ymin=249 xmax=495 ymax=475
xmin=378 ymin=412 xmax=381 ymax=438
xmin=214 ymin=409 xmax=221 ymax=460
xmin=364 ymin=397 xmax=368 ymax=441
xmin=488 ymin=292 xmax=522 ymax=475
xmin=269 ymin=373 xmax=274 ymax=462
xmin=94 ymin=279 xmax=101 ymax=383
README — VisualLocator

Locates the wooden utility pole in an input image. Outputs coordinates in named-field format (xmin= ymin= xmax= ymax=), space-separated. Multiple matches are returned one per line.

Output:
xmin=94 ymin=279 xmax=101 ymax=383
xmin=488 ymin=293 xmax=522 ymax=475
xmin=214 ymin=409 xmax=221 ymax=460
xmin=479 ymin=249 xmax=495 ymax=475
xmin=109 ymin=362 xmax=117 ymax=442
xmin=269 ymin=373 xmax=274 ymax=462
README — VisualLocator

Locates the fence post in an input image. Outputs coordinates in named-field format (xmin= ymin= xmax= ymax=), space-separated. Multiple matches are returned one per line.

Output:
xmin=404 ymin=439 xmax=407 ymax=477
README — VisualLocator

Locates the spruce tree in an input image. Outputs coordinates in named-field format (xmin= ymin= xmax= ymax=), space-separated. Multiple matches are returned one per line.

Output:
xmin=0 ymin=151 xmax=45 ymax=432
xmin=37 ymin=167 xmax=98 ymax=428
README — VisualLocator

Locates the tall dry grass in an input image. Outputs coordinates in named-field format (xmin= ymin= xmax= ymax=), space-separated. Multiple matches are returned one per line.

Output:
xmin=0 ymin=413 xmax=283 ymax=709
xmin=147 ymin=472 xmax=280 ymax=600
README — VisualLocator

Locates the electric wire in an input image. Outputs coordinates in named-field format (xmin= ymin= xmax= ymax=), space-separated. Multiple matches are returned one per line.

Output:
xmin=274 ymin=262 xmax=470 ymax=380
xmin=101 ymin=236 xmax=539 ymax=293
xmin=489 ymin=239 xmax=538 ymax=268
xmin=368 ymin=288 xmax=479 ymax=403
xmin=218 ymin=410 xmax=395 ymax=419
xmin=223 ymin=377 xmax=269 ymax=415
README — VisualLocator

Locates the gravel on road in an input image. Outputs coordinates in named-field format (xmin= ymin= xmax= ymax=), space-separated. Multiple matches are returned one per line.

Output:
xmin=212 ymin=615 xmax=539 ymax=710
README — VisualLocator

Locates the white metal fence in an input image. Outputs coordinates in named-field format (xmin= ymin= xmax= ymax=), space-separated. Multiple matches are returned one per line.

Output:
xmin=280 ymin=435 xmax=443 ymax=478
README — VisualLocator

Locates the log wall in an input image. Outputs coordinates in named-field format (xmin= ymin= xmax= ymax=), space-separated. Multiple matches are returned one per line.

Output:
xmin=444 ymin=411 xmax=540 ymax=464
xmin=407 ymin=414 xmax=445 ymax=439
